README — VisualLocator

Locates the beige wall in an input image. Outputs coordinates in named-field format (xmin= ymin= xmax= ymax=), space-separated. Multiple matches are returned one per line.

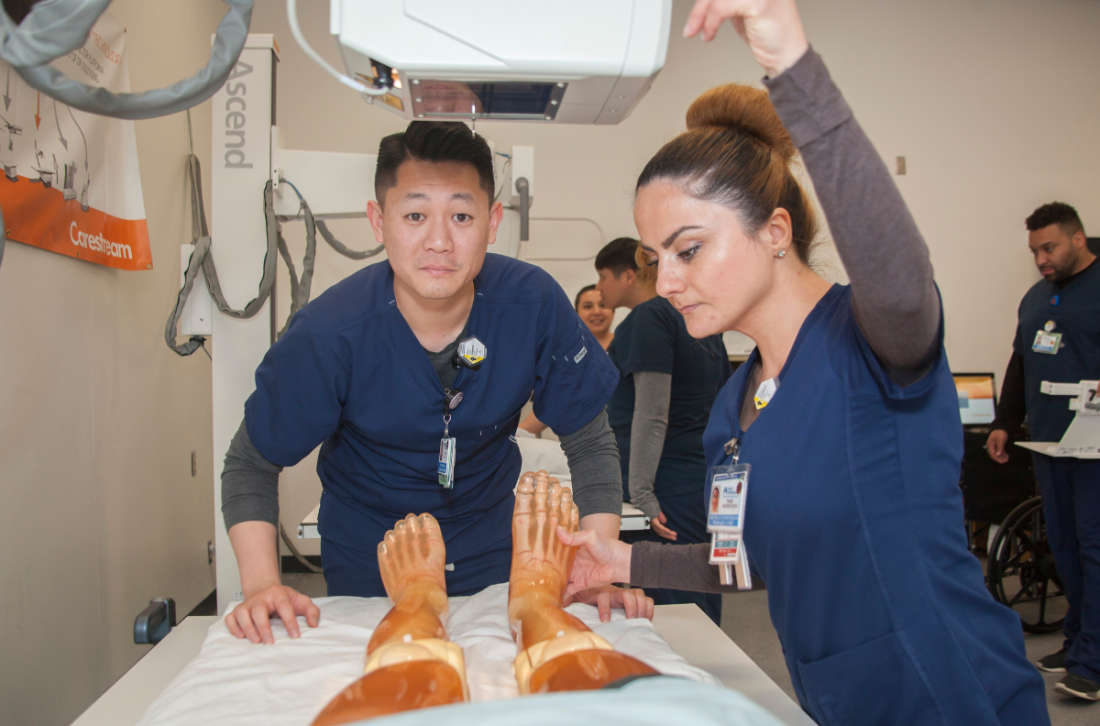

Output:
xmin=1 ymin=0 xmax=1098 ymax=722
xmin=0 ymin=2 xmax=223 ymax=724
xmin=253 ymin=0 xmax=1100 ymax=541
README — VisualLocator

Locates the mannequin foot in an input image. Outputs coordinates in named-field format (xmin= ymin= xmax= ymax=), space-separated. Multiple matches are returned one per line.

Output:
xmin=510 ymin=471 xmax=579 ymax=605
xmin=378 ymin=513 xmax=447 ymax=604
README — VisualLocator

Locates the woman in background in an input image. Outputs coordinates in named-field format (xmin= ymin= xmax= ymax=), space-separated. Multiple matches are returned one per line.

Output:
xmin=518 ymin=285 xmax=613 ymax=435
xmin=575 ymin=284 xmax=615 ymax=351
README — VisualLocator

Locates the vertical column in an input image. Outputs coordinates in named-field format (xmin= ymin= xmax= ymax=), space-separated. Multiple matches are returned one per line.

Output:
xmin=210 ymin=35 xmax=279 ymax=615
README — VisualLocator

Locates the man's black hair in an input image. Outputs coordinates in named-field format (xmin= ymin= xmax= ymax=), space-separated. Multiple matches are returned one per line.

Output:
xmin=595 ymin=237 xmax=641 ymax=276
xmin=375 ymin=121 xmax=494 ymax=205
xmin=1026 ymin=202 xmax=1085 ymax=237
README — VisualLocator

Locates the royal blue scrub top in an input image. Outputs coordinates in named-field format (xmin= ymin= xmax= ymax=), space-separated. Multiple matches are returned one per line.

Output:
xmin=607 ymin=296 xmax=730 ymax=503
xmin=1013 ymin=259 xmax=1100 ymax=442
xmin=245 ymin=253 xmax=619 ymax=597
xmin=703 ymin=285 xmax=1048 ymax=726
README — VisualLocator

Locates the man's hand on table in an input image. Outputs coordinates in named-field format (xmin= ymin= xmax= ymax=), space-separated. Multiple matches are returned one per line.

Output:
xmin=225 ymin=583 xmax=321 ymax=644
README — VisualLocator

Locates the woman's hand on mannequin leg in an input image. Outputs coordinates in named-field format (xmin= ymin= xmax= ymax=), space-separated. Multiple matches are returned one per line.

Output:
xmin=558 ymin=527 xmax=632 ymax=594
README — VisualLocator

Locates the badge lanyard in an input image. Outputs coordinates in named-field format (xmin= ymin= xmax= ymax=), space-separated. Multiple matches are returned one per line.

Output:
xmin=708 ymin=437 xmax=752 ymax=590
xmin=437 ymin=336 xmax=487 ymax=489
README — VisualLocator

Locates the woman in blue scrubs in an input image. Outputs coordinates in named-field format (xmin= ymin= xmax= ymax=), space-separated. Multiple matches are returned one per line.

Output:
xmin=560 ymin=1 xmax=1050 ymax=723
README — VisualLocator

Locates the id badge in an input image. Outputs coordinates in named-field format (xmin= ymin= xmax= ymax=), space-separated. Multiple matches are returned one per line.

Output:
xmin=1032 ymin=330 xmax=1062 ymax=355
xmin=437 ymin=437 xmax=456 ymax=489
xmin=707 ymin=464 xmax=750 ymax=532
xmin=709 ymin=533 xmax=752 ymax=590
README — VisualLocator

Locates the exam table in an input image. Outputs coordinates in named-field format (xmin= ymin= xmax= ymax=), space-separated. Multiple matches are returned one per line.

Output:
xmin=71 ymin=600 xmax=813 ymax=726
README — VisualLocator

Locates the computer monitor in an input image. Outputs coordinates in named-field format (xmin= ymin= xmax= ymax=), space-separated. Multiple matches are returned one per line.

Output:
xmin=953 ymin=373 xmax=997 ymax=425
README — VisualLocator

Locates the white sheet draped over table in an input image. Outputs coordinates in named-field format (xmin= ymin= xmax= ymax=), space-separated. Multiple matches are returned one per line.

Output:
xmin=137 ymin=583 xmax=721 ymax=726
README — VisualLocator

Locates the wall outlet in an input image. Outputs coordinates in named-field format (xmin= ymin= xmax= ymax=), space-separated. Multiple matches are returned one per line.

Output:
xmin=896 ymin=156 xmax=907 ymax=175
xmin=191 ymin=451 xmax=197 ymax=477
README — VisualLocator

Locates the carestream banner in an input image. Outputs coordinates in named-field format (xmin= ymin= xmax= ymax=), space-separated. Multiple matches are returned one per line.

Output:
xmin=0 ymin=11 xmax=151 ymax=271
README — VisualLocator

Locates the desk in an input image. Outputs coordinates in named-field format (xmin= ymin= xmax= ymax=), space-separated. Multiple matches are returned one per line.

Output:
xmin=71 ymin=605 xmax=812 ymax=726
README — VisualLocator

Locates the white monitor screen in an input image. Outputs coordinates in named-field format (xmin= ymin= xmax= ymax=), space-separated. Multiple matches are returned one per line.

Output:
xmin=954 ymin=374 xmax=996 ymax=425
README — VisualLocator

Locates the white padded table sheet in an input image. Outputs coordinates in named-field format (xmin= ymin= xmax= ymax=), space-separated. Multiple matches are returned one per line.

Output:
xmin=137 ymin=583 xmax=720 ymax=726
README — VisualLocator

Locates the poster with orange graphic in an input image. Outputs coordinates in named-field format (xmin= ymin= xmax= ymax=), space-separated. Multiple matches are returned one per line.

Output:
xmin=0 ymin=12 xmax=150 ymax=271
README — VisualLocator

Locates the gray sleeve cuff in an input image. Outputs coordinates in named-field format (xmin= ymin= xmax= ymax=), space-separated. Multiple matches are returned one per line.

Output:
xmin=222 ymin=418 xmax=283 ymax=531
xmin=559 ymin=408 xmax=623 ymax=518
xmin=630 ymin=542 xmax=724 ymax=593
xmin=763 ymin=46 xmax=853 ymax=149
xmin=630 ymin=541 xmax=754 ymax=594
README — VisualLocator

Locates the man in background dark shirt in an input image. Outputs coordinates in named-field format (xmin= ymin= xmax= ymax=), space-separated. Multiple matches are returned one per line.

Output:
xmin=987 ymin=202 xmax=1100 ymax=702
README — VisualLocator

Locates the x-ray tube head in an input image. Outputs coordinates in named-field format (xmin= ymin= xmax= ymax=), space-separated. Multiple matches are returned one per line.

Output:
xmin=331 ymin=0 xmax=671 ymax=124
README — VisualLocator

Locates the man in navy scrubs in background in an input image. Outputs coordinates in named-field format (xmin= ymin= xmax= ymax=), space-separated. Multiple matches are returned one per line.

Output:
xmin=596 ymin=237 xmax=730 ymax=624
xmin=987 ymin=202 xmax=1100 ymax=702
xmin=219 ymin=121 xmax=641 ymax=644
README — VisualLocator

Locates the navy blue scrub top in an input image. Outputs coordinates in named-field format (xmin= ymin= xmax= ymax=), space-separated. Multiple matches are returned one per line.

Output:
xmin=607 ymin=296 xmax=730 ymax=500
xmin=1013 ymin=259 xmax=1100 ymax=442
xmin=245 ymin=254 xmax=619 ymax=596
xmin=703 ymin=285 xmax=1046 ymax=725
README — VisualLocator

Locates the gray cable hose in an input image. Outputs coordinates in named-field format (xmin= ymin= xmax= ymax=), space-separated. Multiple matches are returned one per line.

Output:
xmin=274 ymin=197 xmax=385 ymax=339
xmin=166 ymin=154 xmax=384 ymax=355
xmin=2 ymin=0 xmax=253 ymax=120
xmin=0 ymin=0 xmax=113 ymax=67
xmin=279 ymin=523 xmax=322 ymax=574
xmin=165 ymin=156 xmax=278 ymax=355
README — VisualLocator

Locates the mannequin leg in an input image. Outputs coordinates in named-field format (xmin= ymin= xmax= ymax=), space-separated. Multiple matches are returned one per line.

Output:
xmin=508 ymin=471 xmax=657 ymax=694
xmin=311 ymin=514 xmax=466 ymax=726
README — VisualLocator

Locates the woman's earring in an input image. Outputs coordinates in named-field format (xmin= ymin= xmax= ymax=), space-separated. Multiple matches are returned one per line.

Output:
xmin=776 ymin=249 xmax=787 ymax=258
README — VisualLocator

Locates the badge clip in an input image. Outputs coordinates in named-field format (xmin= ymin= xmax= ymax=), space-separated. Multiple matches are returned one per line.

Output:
xmin=452 ymin=337 xmax=487 ymax=370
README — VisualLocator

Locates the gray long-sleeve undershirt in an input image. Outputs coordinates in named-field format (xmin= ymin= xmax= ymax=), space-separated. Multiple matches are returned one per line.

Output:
xmin=631 ymin=47 xmax=942 ymax=592
xmin=628 ymin=371 xmax=671 ymax=520
xmin=222 ymin=330 xmax=622 ymax=531
xmin=766 ymin=47 xmax=940 ymax=384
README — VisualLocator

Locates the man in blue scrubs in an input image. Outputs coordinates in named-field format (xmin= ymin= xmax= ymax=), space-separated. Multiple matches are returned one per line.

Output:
xmin=596 ymin=237 xmax=730 ymax=624
xmin=220 ymin=121 xmax=633 ymax=644
xmin=987 ymin=202 xmax=1100 ymax=701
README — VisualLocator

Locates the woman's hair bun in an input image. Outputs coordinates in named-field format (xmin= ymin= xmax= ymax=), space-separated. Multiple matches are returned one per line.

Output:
xmin=686 ymin=84 xmax=795 ymax=162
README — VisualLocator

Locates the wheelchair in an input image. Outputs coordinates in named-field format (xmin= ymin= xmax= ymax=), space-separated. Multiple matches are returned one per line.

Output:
xmin=960 ymin=426 xmax=1067 ymax=634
